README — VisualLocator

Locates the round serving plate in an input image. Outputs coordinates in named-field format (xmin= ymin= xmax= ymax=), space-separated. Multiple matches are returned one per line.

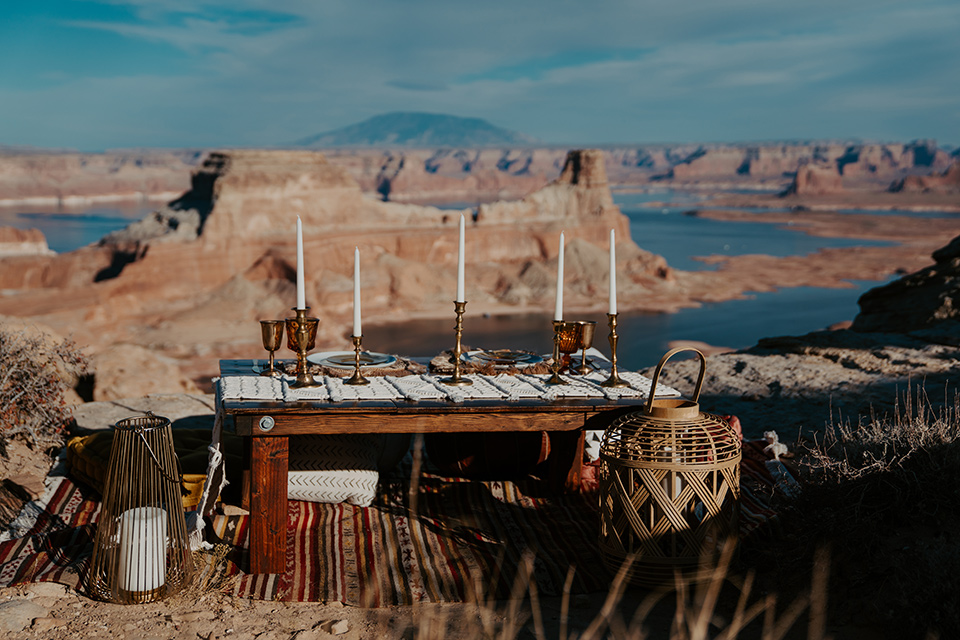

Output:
xmin=462 ymin=349 xmax=544 ymax=369
xmin=307 ymin=351 xmax=398 ymax=369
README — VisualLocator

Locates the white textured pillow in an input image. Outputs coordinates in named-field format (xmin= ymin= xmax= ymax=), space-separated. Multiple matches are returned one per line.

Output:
xmin=287 ymin=434 xmax=379 ymax=507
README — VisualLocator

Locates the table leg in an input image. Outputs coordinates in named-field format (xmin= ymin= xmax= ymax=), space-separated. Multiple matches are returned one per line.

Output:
xmin=249 ymin=436 xmax=288 ymax=574
xmin=548 ymin=429 xmax=584 ymax=493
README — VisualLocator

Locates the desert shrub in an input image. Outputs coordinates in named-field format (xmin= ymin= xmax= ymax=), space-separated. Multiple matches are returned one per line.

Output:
xmin=0 ymin=323 xmax=87 ymax=453
xmin=758 ymin=384 xmax=960 ymax=639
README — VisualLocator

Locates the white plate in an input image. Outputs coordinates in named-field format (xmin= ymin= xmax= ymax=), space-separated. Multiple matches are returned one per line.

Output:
xmin=462 ymin=349 xmax=544 ymax=369
xmin=307 ymin=351 xmax=398 ymax=370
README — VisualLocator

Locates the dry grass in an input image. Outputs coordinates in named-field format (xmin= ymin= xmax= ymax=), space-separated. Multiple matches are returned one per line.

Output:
xmin=748 ymin=383 xmax=960 ymax=639
xmin=402 ymin=383 xmax=960 ymax=639
xmin=0 ymin=324 xmax=87 ymax=453
xmin=402 ymin=540 xmax=833 ymax=640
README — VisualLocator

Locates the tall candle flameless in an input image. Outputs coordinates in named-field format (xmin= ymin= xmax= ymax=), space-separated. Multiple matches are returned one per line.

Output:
xmin=117 ymin=506 xmax=167 ymax=593
xmin=296 ymin=216 xmax=305 ymax=310
xmin=353 ymin=247 xmax=362 ymax=337
xmin=456 ymin=213 xmax=465 ymax=303
xmin=554 ymin=231 xmax=565 ymax=321
xmin=609 ymin=228 xmax=617 ymax=315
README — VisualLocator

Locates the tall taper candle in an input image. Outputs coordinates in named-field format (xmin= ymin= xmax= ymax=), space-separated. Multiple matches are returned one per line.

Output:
xmin=554 ymin=231 xmax=565 ymax=321
xmin=353 ymin=247 xmax=362 ymax=337
xmin=296 ymin=216 xmax=305 ymax=310
xmin=456 ymin=213 xmax=465 ymax=303
xmin=609 ymin=228 xmax=617 ymax=315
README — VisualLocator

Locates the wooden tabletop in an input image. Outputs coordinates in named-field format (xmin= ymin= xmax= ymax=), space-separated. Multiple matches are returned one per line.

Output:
xmin=218 ymin=359 xmax=651 ymax=436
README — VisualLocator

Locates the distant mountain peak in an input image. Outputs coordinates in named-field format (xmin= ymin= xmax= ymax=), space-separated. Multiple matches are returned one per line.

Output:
xmin=295 ymin=112 xmax=538 ymax=148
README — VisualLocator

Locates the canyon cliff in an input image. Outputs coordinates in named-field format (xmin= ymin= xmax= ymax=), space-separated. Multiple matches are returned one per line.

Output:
xmin=0 ymin=150 xmax=201 ymax=206
xmin=0 ymin=149 xmax=675 ymax=393
xmin=0 ymin=227 xmax=53 ymax=257
xmin=1 ymin=140 xmax=953 ymax=208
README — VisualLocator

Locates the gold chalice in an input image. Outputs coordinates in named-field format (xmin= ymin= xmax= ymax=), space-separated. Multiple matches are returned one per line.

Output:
xmin=573 ymin=320 xmax=597 ymax=375
xmin=259 ymin=320 xmax=284 ymax=377
xmin=285 ymin=309 xmax=320 ymax=388
xmin=556 ymin=321 xmax=583 ymax=371
xmin=547 ymin=320 xmax=583 ymax=384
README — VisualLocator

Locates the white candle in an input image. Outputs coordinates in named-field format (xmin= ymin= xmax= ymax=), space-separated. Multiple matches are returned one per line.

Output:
xmin=296 ymin=216 xmax=306 ymax=310
xmin=609 ymin=228 xmax=617 ymax=315
xmin=353 ymin=247 xmax=362 ymax=337
xmin=456 ymin=213 xmax=466 ymax=303
xmin=554 ymin=231 xmax=565 ymax=321
xmin=118 ymin=506 xmax=167 ymax=593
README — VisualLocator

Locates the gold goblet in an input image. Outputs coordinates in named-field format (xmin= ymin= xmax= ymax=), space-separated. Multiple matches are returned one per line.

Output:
xmin=285 ymin=308 xmax=320 ymax=388
xmin=547 ymin=320 xmax=583 ymax=384
xmin=259 ymin=320 xmax=284 ymax=377
xmin=573 ymin=320 xmax=597 ymax=375
xmin=557 ymin=321 xmax=583 ymax=371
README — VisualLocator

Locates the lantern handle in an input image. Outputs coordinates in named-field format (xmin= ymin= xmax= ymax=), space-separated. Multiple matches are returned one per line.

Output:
xmin=135 ymin=414 xmax=185 ymax=486
xmin=645 ymin=347 xmax=706 ymax=413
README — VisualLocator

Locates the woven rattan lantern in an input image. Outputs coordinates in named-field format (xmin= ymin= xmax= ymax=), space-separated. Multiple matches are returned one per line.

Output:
xmin=87 ymin=414 xmax=194 ymax=603
xmin=599 ymin=348 xmax=741 ymax=587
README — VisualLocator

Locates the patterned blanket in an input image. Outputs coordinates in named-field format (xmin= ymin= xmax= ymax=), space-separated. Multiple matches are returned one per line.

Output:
xmin=0 ymin=440 xmax=795 ymax=605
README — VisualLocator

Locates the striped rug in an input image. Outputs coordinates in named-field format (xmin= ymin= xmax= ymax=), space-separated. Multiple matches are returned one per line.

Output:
xmin=0 ymin=440 xmax=793 ymax=605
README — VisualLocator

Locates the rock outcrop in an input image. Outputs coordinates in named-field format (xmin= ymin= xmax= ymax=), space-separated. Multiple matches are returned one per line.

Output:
xmin=781 ymin=163 xmax=845 ymax=196
xmin=90 ymin=344 xmax=201 ymax=401
xmin=641 ymin=234 xmax=960 ymax=438
xmin=852 ymin=234 xmax=960 ymax=335
xmin=667 ymin=148 xmax=746 ymax=180
xmin=889 ymin=161 xmax=960 ymax=193
xmin=0 ymin=150 xmax=199 ymax=205
xmin=0 ymin=227 xmax=53 ymax=257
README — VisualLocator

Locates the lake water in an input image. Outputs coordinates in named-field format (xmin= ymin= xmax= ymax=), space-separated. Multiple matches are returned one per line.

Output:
xmin=370 ymin=189 xmax=909 ymax=364
xmin=614 ymin=190 xmax=894 ymax=271
xmin=0 ymin=204 xmax=156 ymax=253
xmin=364 ymin=282 xmax=880 ymax=370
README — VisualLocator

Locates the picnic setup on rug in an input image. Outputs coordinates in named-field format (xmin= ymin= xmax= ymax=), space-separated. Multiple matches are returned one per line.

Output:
xmin=0 ymin=219 xmax=799 ymax=606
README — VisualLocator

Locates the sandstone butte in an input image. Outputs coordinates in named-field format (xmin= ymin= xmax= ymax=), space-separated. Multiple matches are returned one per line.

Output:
xmin=0 ymin=149 xmax=721 ymax=392
xmin=0 ymin=227 xmax=53 ymax=257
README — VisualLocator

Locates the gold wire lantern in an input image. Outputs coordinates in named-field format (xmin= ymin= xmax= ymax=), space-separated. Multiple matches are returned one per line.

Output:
xmin=599 ymin=348 xmax=741 ymax=587
xmin=87 ymin=414 xmax=194 ymax=603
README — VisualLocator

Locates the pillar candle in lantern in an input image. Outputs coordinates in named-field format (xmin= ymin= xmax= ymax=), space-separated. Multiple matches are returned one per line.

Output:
xmin=554 ymin=231 xmax=565 ymax=321
xmin=296 ymin=216 xmax=305 ymax=310
xmin=117 ymin=506 xmax=167 ymax=593
xmin=609 ymin=228 xmax=617 ymax=315
xmin=353 ymin=247 xmax=362 ymax=337
xmin=456 ymin=213 xmax=465 ymax=303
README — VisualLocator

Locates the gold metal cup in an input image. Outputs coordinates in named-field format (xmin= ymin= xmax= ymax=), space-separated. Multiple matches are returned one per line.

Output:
xmin=547 ymin=320 xmax=582 ymax=384
xmin=259 ymin=320 xmax=284 ymax=377
xmin=556 ymin=321 xmax=583 ymax=369
xmin=285 ymin=308 xmax=320 ymax=388
xmin=573 ymin=320 xmax=597 ymax=375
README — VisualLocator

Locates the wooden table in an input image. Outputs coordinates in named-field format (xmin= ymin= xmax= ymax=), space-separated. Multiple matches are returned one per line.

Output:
xmin=217 ymin=359 xmax=654 ymax=574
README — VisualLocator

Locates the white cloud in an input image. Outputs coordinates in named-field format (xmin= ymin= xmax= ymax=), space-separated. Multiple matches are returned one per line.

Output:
xmin=2 ymin=0 xmax=958 ymax=147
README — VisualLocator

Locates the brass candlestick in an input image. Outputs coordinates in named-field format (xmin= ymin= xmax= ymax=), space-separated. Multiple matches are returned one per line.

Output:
xmin=546 ymin=320 xmax=565 ymax=385
xmin=285 ymin=307 xmax=320 ymax=388
xmin=343 ymin=335 xmax=370 ymax=385
xmin=601 ymin=312 xmax=629 ymax=388
xmin=441 ymin=301 xmax=472 ymax=386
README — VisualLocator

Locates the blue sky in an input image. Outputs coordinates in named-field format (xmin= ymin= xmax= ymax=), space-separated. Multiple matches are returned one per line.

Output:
xmin=1 ymin=0 xmax=958 ymax=150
